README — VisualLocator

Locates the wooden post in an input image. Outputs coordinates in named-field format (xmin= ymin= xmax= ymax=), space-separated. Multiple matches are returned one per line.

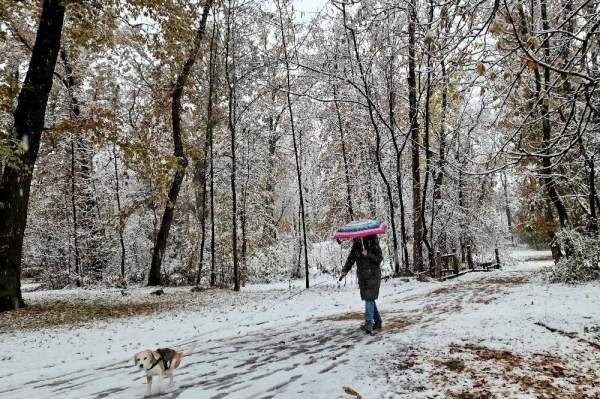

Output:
xmin=452 ymin=247 xmax=459 ymax=275
xmin=467 ymin=245 xmax=474 ymax=270
xmin=435 ymin=251 xmax=442 ymax=279
xmin=443 ymin=256 xmax=449 ymax=273
xmin=550 ymin=243 xmax=562 ymax=263
xmin=494 ymin=248 xmax=501 ymax=269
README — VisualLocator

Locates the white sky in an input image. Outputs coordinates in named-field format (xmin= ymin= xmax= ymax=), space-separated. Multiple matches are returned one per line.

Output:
xmin=294 ymin=0 xmax=327 ymax=13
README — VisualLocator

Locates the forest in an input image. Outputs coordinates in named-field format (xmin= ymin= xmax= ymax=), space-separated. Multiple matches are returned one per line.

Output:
xmin=1 ymin=0 xmax=600 ymax=307
xmin=1 ymin=1 xmax=600 ymax=397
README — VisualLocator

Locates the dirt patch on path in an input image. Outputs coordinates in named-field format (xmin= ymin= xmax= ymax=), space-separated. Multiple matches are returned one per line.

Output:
xmin=312 ymin=311 xmax=419 ymax=333
xmin=312 ymin=311 xmax=364 ymax=322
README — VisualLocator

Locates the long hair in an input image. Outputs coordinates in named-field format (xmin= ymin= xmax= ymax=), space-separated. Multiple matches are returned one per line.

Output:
xmin=362 ymin=235 xmax=380 ymax=252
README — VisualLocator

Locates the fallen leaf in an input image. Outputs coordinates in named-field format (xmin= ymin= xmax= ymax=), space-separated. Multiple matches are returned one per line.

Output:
xmin=343 ymin=385 xmax=362 ymax=398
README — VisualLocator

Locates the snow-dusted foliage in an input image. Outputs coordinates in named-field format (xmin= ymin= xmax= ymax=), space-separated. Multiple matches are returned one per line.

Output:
xmin=547 ymin=230 xmax=600 ymax=284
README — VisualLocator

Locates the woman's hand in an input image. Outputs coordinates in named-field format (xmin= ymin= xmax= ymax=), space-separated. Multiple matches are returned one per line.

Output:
xmin=361 ymin=249 xmax=368 ymax=257
xmin=338 ymin=271 xmax=348 ymax=281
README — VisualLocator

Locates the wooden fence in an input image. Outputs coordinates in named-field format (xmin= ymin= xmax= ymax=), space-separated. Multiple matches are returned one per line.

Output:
xmin=434 ymin=245 xmax=501 ymax=280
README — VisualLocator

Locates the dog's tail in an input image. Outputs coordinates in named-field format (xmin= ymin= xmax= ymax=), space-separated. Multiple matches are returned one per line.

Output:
xmin=181 ymin=342 xmax=198 ymax=357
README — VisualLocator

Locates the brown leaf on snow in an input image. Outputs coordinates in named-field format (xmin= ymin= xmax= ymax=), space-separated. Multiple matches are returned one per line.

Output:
xmin=342 ymin=385 xmax=362 ymax=398
xmin=441 ymin=344 xmax=598 ymax=398
xmin=439 ymin=358 xmax=465 ymax=372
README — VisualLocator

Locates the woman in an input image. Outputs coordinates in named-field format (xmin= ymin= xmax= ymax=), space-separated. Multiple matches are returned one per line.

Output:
xmin=340 ymin=235 xmax=383 ymax=334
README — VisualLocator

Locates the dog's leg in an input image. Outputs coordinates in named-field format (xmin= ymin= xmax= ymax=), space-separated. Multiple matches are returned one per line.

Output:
xmin=145 ymin=376 xmax=152 ymax=396
xmin=168 ymin=370 xmax=174 ymax=386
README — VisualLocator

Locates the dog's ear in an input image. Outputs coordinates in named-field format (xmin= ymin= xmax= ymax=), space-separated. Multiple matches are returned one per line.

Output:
xmin=133 ymin=354 xmax=138 ymax=365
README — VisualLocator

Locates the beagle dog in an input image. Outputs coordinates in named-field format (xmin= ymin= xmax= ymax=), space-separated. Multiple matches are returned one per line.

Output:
xmin=134 ymin=346 xmax=190 ymax=396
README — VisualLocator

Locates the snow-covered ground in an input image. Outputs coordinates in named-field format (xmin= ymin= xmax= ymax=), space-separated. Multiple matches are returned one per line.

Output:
xmin=1 ymin=247 xmax=598 ymax=398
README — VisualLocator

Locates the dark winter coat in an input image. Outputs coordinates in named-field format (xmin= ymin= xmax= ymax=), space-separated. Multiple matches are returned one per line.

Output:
xmin=342 ymin=238 xmax=383 ymax=300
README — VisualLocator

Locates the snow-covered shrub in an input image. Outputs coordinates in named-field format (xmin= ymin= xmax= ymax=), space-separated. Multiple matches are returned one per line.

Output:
xmin=247 ymin=239 xmax=352 ymax=283
xmin=38 ymin=268 xmax=80 ymax=289
xmin=547 ymin=229 xmax=600 ymax=283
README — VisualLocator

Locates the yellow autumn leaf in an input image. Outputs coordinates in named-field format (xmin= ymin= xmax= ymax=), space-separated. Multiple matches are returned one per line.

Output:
xmin=424 ymin=34 xmax=435 ymax=47
xmin=490 ymin=20 xmax=502 ymax=34
xmin=527 ymin=36 xmax=541 ymax=49
xmin=477 ymin=63 xmax=486 ymax=76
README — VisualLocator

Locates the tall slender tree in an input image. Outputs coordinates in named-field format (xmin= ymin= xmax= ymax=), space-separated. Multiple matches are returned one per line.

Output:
xmin=148 ymin=0 xmax=213 ymax=286
xmin=276 ymin=0 xmax=310 ymax=288
xmin=225 ymin=0 xmax=240 ymax=291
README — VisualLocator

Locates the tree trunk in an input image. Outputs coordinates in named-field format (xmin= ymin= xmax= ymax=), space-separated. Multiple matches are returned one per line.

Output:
xmin=421 ymin=0 xmax=435 ymax=271
xmin=60 ymin=49 xmax=104 ymax=279
xmin=0 ymin=0 xmax=66 ymax=311
xmin=501 ymin=171 xmax=514 ymax=244
xmin=240 ymin=137 xmax=251 ymax=287
xmin=70 ymin=139 xmax=81 ymax=278
xmin=408 ymin=0 xmax=424 ymax=272
xmin=148 ymin=1 xmax=213 ymax=286
xmin=110 ymin=87 xmax=126 ymax=279
xmin=383 ymin=23 xmax=410 ymax=274
xmin=210 ymin=106 xmax=217 ymax=286
xmin=196 ymin=21 xmax=217 ymax=285
xmin=209 ymin=36 xmax=217 ymax=287
xmin=225 ymin=0 xmax=240 ymax=292
xmin=332 ymin=81 xmax=354 ymax=221
xmin=538 ymin=0 xmax=568 ymax=228
xmin=432 ymin=50 xmax=448 ymax=252
xmin=388 ymin=90 xmax=409 ymax=275
xmin=113 ymin=143 xmax=126 ymax=278
xmin=341 ymin=3 xmax=401 ymax=275
xmin=262 ymin=76 xmax=280 ymax=244
xmin=277 ymin=0 xmax=310 ymax=288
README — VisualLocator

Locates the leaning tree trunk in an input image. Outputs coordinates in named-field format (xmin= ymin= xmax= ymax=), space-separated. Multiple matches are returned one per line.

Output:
xmin=0 ymin=0 xmax=66 ymax=311
xmin=341 ymin=3 xmax=401 ymax=275
xmin=148 ymin=1 xmax=213 ymax=286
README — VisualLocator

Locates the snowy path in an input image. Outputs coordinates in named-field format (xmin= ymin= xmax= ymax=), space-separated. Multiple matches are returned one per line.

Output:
xmin=1 ymin=248 xmax=599 ymax=398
